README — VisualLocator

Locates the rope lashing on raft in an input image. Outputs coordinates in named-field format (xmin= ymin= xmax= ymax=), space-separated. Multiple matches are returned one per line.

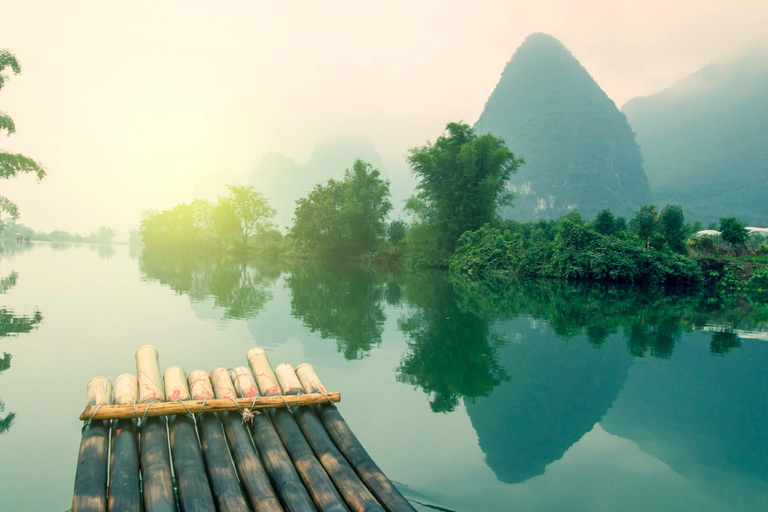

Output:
xmin=195 ymin=398 xmax=209 ymax=422
xmin=317 ymin=389 xmax=336 ymax=408
xmin=83 ymin=404 xmax=103 ymax=429
xmin=228 ymin=396 xmax=254 ymax=424
xmin=176 ymin=399 xmax=194 ymax=419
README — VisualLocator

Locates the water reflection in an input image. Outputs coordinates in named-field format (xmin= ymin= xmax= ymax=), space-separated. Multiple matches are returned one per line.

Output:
xmin=0 ymin=269 xmax=43 ymax=436
xmin=136 ymin=250 xmax=768 ymax=492
xmin=396 ymin=273 xmax=509 ymax=413
xmin=285 ymin=262 xmax=390 ymax=360
xmin=139 ymin=247 xmax=278 ymax=320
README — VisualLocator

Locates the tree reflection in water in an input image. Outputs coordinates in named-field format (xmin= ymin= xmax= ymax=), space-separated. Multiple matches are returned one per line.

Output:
xmin=0 ymin=268 xmax=43 ymax=435
xmin=285 ymin=261 xmax=391 ymax=360
xmin=139 ymin=246 xmax=279 ymax=320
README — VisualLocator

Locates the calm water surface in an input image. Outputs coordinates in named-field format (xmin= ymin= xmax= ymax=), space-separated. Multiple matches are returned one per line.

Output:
xmin=1 ymin=241 xmax=767 ymax=511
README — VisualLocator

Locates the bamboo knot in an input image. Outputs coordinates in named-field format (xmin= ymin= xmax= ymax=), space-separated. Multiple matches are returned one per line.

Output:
xmin=241 ymin=408 xmax=254 ymax=424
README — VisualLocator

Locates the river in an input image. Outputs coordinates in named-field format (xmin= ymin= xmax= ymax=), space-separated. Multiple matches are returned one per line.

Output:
xmin=0 ymin=241 xmax=766 ymax=511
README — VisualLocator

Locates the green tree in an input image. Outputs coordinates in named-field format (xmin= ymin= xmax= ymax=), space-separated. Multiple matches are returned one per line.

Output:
xmin=387 ymin=220 xmax=407 ymax=245
xmin=406 ymin=122 xmax=522 ymax=265
xmin=290 ymin=159 xmax=392 ymax=258
xmin=219 ymin=185 xmax=276 ymax=247
xmin=593 ymin=209 xmax=616 ymax=236
xmin=658 ymin=204 xmax=686 ymax=252
xmin=719 ymin=217 xmax=749 ymax=249
xmin=344 ymin=160 xmax=392 ymax=255
xmin=630 ymin=205 xmax=657 ymax=250
xmin=0 ymin=50 xmax=46 ymax=232
xmin=97 ymin=225 xmax=117 ymax=244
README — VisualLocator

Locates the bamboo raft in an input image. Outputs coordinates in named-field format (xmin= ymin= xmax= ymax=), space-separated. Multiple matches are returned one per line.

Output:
xmin=72 ymin=346 xmax=416 ymax=512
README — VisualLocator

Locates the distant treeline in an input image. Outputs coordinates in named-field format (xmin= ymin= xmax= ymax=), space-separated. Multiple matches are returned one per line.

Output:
xmin=1 ymin=222 xmax=124 ymax=244
xmin=138 ymin=121 xmax=768 ymax=291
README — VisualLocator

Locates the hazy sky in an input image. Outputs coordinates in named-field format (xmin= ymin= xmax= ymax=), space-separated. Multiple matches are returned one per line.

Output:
xmin=2 ymin=0 xmax=767 ymax=236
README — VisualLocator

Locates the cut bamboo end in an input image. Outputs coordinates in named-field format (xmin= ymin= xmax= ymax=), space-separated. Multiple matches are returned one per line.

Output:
xmin=295 ymin=363 xmax=327 ymax=395
xmin=187 ymin=370 xmax=214 ymax=400
xmin=210 ymin=367 xmax=237 ymax=399
xmin=79 ymin=392 xmax=342 ymax=420
xmin=247 ymin=348 xmax=281 ymax=396
xmin=136 ymin=346 xmax=164 ymax=403
xmin=274 ymin=364 xmax=303 ymax=396
xmin=163 ymin=366 xmax=190 ymax=401
xmin=230 ymin=367 xmax=259 ymax=398
xmin=113 ymin=374 xmax=138 ymax=406
xmin=85 ymin=376 xmax=113 ymax=408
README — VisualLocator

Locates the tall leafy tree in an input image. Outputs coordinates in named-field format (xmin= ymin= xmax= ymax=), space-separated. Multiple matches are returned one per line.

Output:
xmin=658 ymin=204 xmax=686 ymax=252
xmin=630 ymin=205 xmax=658 ymax=250
xmin=219 ymin=185 xmax=276 ymax=247
xmin=406 ymin=122 xmax=522 ymax=264
xmin=593 ymin=209 xmax=617 ymax=236
xmin=719 ymin=217 xmax=749 ymax=249
xmin=0 ymin=50 xmax=46 ymax=232
xmin=290 ymin=159 xmax=391 ymax=258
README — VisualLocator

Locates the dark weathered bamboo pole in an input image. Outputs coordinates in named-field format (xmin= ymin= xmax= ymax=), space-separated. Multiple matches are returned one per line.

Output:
xmin=79 ymin=393 xmax=342 ymax=421
xmin=273 ymin=364 xmax=384 ymax=512
xmin=136 ymin=346 xmax=177 ymax=512
xmin=163 ymin=366 xmax=216 ymax=512
xmin=232 ymin=364 xmax=348 ymax=512
xmin=187 ymin=370 xmax=251 ymax=512
xmin=72 ymin=376 xmax=112 ymax=512
xmin=296 ymin=364 xmax=416 ymax=512
xmin=209 ymin=367 xmax=284 ymax=512
xmin=108 ymin=374 xmax=141 ymax=512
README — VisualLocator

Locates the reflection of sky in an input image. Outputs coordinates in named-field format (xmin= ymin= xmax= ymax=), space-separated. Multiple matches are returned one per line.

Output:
xmin=1 ymin=243 xmax=767 ymax=511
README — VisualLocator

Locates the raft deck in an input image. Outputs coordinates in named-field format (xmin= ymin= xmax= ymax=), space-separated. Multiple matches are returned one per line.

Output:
xmin=72 ymin=346 xmax=416 ymax=512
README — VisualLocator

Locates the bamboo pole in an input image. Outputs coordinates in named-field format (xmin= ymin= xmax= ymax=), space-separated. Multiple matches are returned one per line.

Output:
xmin=243 ymin=350 xmax=318 ymax=512
xmin=72 ymin=376 xmax=112 ymax=512
xmin=108 ymin=374 xmax=141 ymax=512
xmin=136 ymin=346 xmax=177 ymax=512
xmin=209 ymin=367 xmax=284 ymax=512
xmin=234 ymin=363 xmax=347 ymax=512
xmin=187 ymin=370 xmax=250 ymax=512
xmin=274 ymin=364 xmax=384 ymax=512
xmin=295 ymin=364 xmax=416 ymax=512
xmin=79 ymin=393 xmax=342 ymax=421
xmin=163 ymin=366 xmax=216 ymax=512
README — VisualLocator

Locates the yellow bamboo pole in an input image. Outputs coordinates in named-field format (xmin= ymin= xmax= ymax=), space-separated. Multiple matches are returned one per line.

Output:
xmin=72 ymin=376 xmax=113 ymax=512
xmin=108 ymin=373 xmax=140 ymax=512
xmin=245 ymin=355 xmax=349 ymax=512
xmin=209 ymin=367 xmax=284 ymax=512
xmin=79 ymin=392 xmax=341 ymax=421
xmin=136 ymin=345 xmax=176 ymax=512
xmin=231 ymin=367 xmax=316 ymax=512
xmin=295 ymin=365 xmax=416 ymax=512
xmin=274 ymin=364 xmax=384 ymax=512
xmin=163 ymin=366 xmax=216 ymax=511
xmin=188 ymin=370 xmax=251 ymax=512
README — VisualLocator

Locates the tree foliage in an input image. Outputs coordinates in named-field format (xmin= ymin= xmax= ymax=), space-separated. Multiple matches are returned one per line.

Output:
xmin=719 ymin=217 xmax=749 ymax=248
xmin=290 ymin=159 xmax=391 ymax=258
xmin=406 ymin=122 xmax=522 ymax=265
xmin=0 ymin=49 xmax=46 ymax=232
xmin=140 ymin=186 xmax=279 ymax=252
xmin=658 ymin=204 xmax=686 ymax=253
xmin=219 ymin=185 xmax=275 ymax=246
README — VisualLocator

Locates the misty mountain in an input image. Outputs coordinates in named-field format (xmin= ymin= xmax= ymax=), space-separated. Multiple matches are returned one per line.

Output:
xmin=475 ymin=33 xmax=651 ymax=221
xmin=623 ymin=42 xmax=768 ymax=224
xmin=249 ymin=139 xmax=387 ymax=229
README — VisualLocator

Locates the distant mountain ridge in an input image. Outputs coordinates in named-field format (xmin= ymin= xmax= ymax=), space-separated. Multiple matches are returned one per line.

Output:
xmin=475 ymin=33 xmax=651 ymax=221
xmin=623 ymin=42 xmax=768 ymax=224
